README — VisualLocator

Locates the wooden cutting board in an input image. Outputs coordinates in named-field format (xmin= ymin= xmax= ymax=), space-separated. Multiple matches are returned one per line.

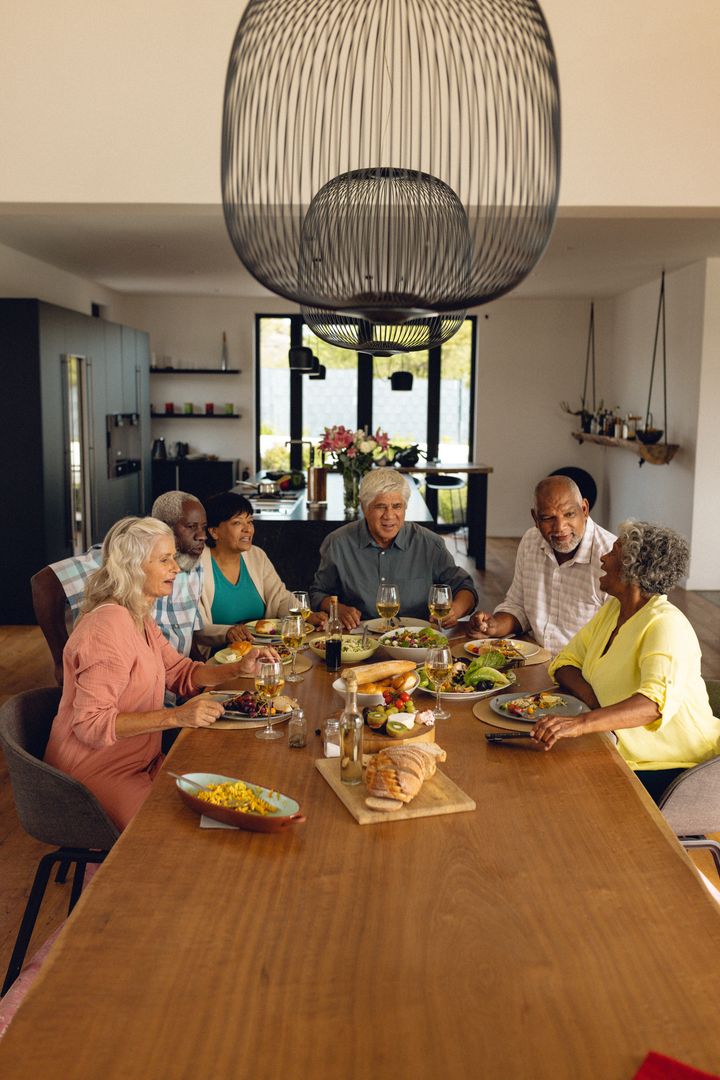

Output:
xmin=315 ymin=758 xmax=476 ymax=825
xmin=362 ymin=722 xmax=435 ymax=754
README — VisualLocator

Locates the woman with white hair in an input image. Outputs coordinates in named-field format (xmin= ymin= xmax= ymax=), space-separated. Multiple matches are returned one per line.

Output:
xmin=310 ymin=467 xmax=477 ymax=629
xmin=531 ymin=521 xmax=720 ymax=801
xmin=44 ymin=516 xmax=277 ymax=829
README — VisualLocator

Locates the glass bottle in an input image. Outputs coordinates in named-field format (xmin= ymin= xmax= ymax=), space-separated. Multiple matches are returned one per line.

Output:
xmin=339 ymin=673 xmax=363 ymax=785
xmin=288 ymin=707 xmax=307 ymax=748
xmin=325 ymin=595 xmax=343 ymax=673
xmin=221 ymin=331 xmax=229 ymax=371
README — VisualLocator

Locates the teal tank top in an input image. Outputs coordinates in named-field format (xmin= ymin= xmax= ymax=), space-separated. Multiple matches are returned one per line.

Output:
xmin=210 ymin=555 xmax=265 ymax=625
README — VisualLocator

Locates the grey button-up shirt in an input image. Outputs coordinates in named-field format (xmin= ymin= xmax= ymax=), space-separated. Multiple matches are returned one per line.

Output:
xmin=310 ymin=519 xmax=478 ymax=620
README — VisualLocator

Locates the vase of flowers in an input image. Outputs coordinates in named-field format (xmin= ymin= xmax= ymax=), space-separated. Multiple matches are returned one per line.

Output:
xmin=319 ymin=425 xmax=390 ymax=517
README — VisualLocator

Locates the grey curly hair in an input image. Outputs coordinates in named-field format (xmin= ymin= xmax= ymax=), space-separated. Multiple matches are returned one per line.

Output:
xmin=359 ymin=467 xmax=411 ymax=507
xmin=82 ymin=516 xmax=174 ymax=623
xmin=151 ymin=490 xmax=199 ymax=525
xmin=617 ymin=521 xmax=689 ymax=594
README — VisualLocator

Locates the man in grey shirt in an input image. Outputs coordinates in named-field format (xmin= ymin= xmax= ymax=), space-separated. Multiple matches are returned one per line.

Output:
xmin=310 ymin=468 xmax=478 ymax=629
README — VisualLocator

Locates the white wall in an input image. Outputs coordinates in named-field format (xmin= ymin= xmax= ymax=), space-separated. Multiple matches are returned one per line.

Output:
xmin=1 ymin=0 xmax=719 ymax=206
xmin=0 ymin=241 xmax=117 ymax=314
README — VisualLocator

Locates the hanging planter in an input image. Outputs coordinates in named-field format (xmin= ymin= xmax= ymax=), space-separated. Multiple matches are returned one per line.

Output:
xmin=639 ymin=272 xmax=669 ymax=447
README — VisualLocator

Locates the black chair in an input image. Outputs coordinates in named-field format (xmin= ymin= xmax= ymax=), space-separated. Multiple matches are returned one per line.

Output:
xmin=657 ymin=679 xmax=720 ymax=875
xmin=0 ymin=687 xmax=119 ymax=995
xmin=425 ymin=474 xmax=467 ymax=552
xmin=548 ymin=466 xmax=597 ymax=511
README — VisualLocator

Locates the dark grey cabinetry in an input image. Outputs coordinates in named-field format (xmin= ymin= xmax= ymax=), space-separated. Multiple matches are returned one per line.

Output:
xmin=0 ymin=299 xmax=151 ymax=622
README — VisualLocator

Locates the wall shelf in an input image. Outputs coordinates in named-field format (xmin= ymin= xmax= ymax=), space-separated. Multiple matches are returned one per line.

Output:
xmin=572 ymin=431 xmax=679 ymax=466
xmin=150 ymin=412 xmax=241 ymax=420
xmin=150 ymin=368 xmax=240 ymax=375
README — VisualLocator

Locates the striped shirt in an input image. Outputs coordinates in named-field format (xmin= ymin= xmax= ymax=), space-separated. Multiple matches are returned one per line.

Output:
xmin=50 ymin=546 xmax=204 ymax=657
xmin=495 ymin=518 xmax=616 ymax=654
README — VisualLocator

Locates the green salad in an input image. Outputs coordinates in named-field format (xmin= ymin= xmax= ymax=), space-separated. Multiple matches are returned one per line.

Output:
xmin=418 ymin=651 xmax=513 ymax=694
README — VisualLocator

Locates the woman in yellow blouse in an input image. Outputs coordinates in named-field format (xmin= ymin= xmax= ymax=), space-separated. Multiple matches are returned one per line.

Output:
xmin=531 ymin=521 xmax=720 ymax=801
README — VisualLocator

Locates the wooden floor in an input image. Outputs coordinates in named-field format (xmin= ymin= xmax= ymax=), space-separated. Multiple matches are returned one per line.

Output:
xmin=1 ymin=536 xmax=719 ymax=986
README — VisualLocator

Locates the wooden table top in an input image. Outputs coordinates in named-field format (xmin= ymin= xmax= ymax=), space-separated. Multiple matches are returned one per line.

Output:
xmin=2 ymin=639 xmax=720 ymax=1078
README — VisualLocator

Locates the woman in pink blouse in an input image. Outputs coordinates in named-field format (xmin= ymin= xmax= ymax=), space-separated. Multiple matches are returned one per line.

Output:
xmin=45 ymin=516 xmax=277 ymax=830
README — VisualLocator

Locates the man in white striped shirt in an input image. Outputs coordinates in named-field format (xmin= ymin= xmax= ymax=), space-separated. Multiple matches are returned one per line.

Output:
xmin=469 ymin=476 xmax=616 ymax=654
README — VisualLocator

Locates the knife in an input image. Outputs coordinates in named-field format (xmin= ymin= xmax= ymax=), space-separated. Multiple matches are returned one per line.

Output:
xmin=485 ymin=732 xmax=534 ymax=743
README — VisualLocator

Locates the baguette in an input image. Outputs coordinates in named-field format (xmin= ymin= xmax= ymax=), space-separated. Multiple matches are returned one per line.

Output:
xmin=341 ymin=660 xmax=416 ymax=687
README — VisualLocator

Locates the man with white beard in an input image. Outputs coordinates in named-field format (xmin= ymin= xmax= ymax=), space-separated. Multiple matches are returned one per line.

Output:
xmin=468 ymin=475 xmax=616 ymax=653
xmin=38 ymin=492 xmax=207 ymax=683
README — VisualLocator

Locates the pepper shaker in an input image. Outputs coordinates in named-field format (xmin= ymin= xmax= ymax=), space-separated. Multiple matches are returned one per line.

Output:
xmin=288 ymin=707 xmax=307 ymax=748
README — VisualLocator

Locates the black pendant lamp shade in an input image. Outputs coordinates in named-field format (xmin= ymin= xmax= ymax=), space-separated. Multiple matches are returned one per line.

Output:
xmin=222 ymin=0 xmax=560 ymax=319
xmin=302 ymin=306 xmax=466 ymax=357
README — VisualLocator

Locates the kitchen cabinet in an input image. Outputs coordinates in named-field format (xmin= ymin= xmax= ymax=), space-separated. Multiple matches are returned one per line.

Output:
xmin=151 ymin=459 xmax=237 ymax=505
xmin=1 ymin=299 xmax=150 ymax=622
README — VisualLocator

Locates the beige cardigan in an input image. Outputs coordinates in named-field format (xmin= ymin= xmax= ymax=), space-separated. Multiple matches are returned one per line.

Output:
xmin=195 ymin=544 xmax=297 ymax=650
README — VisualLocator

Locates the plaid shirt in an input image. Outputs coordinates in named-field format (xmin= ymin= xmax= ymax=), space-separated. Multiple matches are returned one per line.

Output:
xmin=496 ymin=518 xmax=616 ymax=654
xmin=50 ymin=546 xmax=204 ymax=657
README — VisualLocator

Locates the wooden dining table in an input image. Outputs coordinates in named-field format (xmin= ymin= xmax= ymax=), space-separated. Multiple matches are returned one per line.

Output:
xmin=2 ymin=635 xmax=720 ymax=1078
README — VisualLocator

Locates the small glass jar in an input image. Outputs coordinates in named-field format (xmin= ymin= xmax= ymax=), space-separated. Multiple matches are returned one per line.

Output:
xmin=323 ymin=719 xmax=341 ymax=757
xmin=288 ymin=707 xmax=307 ymax=748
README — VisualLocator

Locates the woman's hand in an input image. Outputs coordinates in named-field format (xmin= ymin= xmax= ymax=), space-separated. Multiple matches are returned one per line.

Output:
xmin=174 ymin=694 xmax=225 ymax=728
xmin=245 ymin=646 xmax=280 ymax=672
xmin=227 ymin=623 xmax=253 ymax=643
xmin=530 ymin=713 xmax=588 ymax=750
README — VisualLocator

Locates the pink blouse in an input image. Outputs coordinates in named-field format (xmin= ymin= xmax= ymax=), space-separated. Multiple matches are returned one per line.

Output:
xmin=45 ymin=604 xmax=201 ymax=829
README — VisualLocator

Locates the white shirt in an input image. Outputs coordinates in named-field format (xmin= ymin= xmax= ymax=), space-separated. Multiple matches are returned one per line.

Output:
xmin=495 ymin=518 xmax=616 ymax=654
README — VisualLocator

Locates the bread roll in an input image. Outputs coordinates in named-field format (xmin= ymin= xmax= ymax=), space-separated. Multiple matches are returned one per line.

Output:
xmin=254 ymin=619 xmax=278 ymax=635
xmin=341 ymin=660 xmax=416 ymax=686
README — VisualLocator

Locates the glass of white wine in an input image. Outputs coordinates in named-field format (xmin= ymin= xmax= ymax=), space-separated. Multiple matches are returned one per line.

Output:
xmin=376 ymin=583 xmax=400 ymax=631
xmin=428 ymin=584 xmax=452 ymax=634
xmin=255 ymin=660 xmax=285 ymax=741
xmin=425 ymin=645 xmax=453 ymax=720
xmin=291 ymin=590 xmax=311 ymax=649
xmin=281 ymin=613 xmax=304 ymax=683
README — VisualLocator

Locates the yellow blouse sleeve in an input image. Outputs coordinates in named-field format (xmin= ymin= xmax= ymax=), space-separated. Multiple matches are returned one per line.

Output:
xmin=635 ymin=618 xmax=687 ymax=727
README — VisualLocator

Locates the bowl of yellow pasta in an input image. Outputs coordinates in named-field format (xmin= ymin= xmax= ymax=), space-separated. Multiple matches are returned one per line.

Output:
xmin=175 ymin=772 xmax=305 ymax=832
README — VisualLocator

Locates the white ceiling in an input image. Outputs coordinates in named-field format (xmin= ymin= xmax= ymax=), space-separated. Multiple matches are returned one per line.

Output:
xmin=1 ymin=203 xmax=720 ymax=301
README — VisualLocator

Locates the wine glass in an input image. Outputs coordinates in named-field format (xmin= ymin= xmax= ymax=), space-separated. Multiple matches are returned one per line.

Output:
xmin=425 ymin=645 xmax=453 ymax=720
xmin=376 ymin=583 xmax=400 ymax=630
xmin=255 ymin=660 xmax=285 ymax=741
xmin=428 ymin=584 xmax=452 ymax=634
xmin=291 ymin=590 xmax=311 ymax=648
xmin=281 ymin=613 xmax=305 ymax=683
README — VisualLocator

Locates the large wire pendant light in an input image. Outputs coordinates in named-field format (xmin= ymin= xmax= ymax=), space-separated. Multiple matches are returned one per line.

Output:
xmin=222 ymin=0 xmax=560 ymax=342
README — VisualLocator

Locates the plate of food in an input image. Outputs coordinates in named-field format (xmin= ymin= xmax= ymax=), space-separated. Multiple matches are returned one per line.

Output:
xmin=464 ymin=638 xmax=540 ymax=661
xmin=308 ymin=634 xmax=379 ymax=664
xmin=417 ymin=656 xmax=516 ymax=700
xmin=209 ymin=689 xmax=294 ymax=722
xmin=245 ymin=618 xmax=314 ymax=642
xmin=363 ymin=616 xmax=433 ymax=634
xmin=175 ymin=772 xmax=305 ymax=832
xmin=489 ymin=691 xmax=589 ymax=722
xmin=213 ymin=643 xmax=293 ymax=665
xmin=377 ymin=626 xmax=449 ymax=661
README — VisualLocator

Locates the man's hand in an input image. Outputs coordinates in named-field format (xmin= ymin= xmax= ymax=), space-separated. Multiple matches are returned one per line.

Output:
xmin=337 ymin=602 xmax=362 ymax=630
xmin=468 ymin=610 xmax=521 ymax=640
xmin=307 ymin=611 xmax=328 ymax=629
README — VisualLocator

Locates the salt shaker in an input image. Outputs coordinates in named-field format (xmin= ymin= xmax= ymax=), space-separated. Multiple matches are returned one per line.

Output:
xmin=323 ymin=719 xmax=341 ymax=757
xmin=288 ymin=707 xmax=307 ymax=748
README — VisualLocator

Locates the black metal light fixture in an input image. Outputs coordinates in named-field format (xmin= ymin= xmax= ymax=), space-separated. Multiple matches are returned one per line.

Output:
xmin=308 ymin=363 xmax=327 ymax=381
xmin=288 ymin=347 xmax=315 ymax=373
xmin=222 ymin=0 xmax=561 ymax=337
xmin=390 ymin=371 xmax=413 ymax=391
xmin=302 ymin=304 xmax=465 ymax=357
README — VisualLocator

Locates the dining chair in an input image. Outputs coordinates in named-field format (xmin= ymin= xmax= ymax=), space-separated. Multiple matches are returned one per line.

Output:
xmin=657 ymin=679 xmax=720 ymax=875
xmin=0 ymin=687 xmax=119 ymax=995
xmin=425 ymin=474 xmax=468 ymax=553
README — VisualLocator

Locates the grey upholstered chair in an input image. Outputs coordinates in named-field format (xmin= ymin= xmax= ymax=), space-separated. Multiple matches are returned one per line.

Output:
xmin=0 ymin=686 xmax=119 ymax=995
xmin=657 ymin=678 xmax=720 ymax=874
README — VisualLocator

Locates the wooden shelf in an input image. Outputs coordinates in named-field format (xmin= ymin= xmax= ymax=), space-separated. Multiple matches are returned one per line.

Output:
xmin=150 ymin=412 xmax=240 ymax=420
xmin=572 ymin=431 xmax=679 ymax=466
xmin=150 ymin=368 xmax=240 ymax=375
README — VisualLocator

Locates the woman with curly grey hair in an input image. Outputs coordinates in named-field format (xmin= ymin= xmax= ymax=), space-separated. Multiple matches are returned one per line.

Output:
xmin=45 ymin=517 xmax=278 ymax=829
xmin=531 ymin=521 xmax=720 ymax=801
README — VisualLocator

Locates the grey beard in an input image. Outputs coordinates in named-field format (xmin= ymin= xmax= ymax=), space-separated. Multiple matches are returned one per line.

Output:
xmin=175 ymin=552 xmax=199 ymax=573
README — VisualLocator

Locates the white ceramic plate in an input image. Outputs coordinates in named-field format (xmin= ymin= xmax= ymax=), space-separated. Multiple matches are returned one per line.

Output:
xmin=213 ymin=644 xmax=293 ymax=665
xmin=416 ymin=668 xmax=516 ymax=701
xmin=489 ymin=691 xmax=588 ymax=723
xmin=208 ymin=691 xmax=292 ymax=723
xmin=332 ymin=671 xmax=420 ymax=707
xmin=363 ymin=616 xmax=433 ymax=633
xmin=464 ymin=638 xmax=541 ymax=660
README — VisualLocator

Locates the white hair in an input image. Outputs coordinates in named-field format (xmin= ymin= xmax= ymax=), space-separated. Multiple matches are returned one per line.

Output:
xmin=151 ymin=490 xmax=200 ymax=525
xmin=82 ymin=516 xmax=174 ymax=623
xmin=359 ymin=467 xmax=411 ymax=507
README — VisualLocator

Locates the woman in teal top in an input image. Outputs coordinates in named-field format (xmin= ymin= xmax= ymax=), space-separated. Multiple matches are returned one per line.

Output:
xmin=197 ymin=492 xmax=325 ymax=651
